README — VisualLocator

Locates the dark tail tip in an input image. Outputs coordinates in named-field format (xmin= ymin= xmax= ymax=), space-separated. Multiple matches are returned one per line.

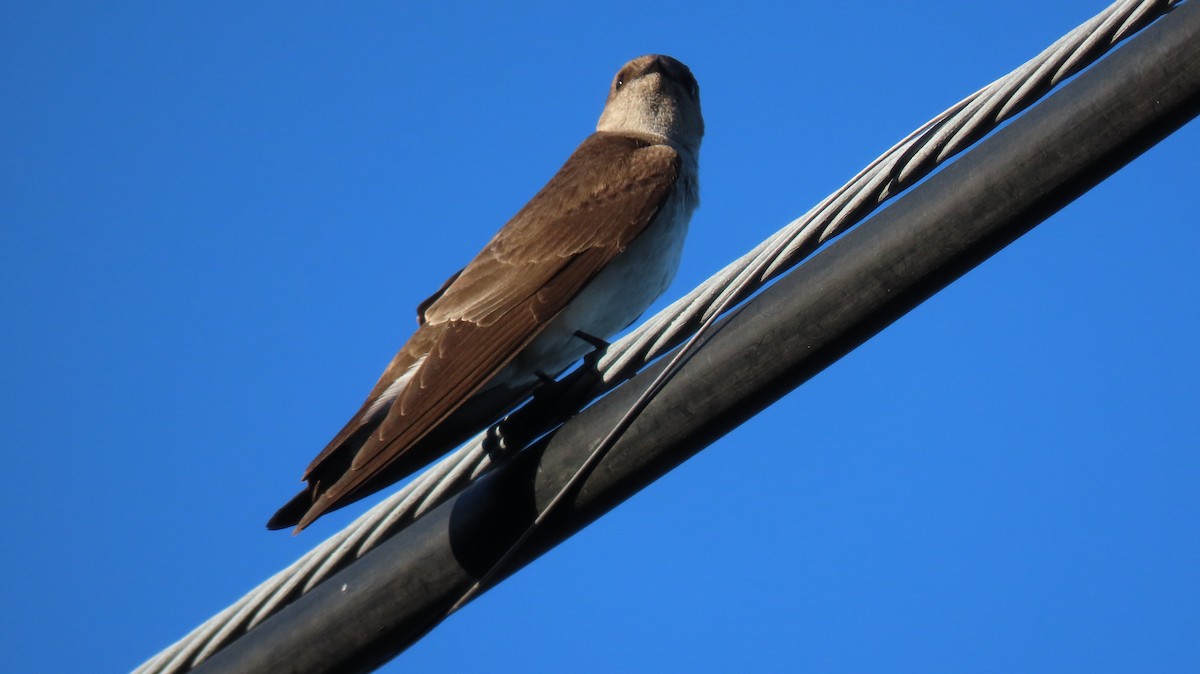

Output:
xmin=267 ymin=488 xmax=314 ymax=531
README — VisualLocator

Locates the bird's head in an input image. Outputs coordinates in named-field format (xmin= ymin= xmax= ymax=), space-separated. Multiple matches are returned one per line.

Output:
xmin=596 ymin=54 xmax=704 ymax=158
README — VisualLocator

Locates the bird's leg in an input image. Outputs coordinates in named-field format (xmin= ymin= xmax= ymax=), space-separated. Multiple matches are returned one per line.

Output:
xmin=572 ymin=329 xmax=610 ymax=349
xmin=483 ymin=334 xmax=609 ymax=458
xmin=572 ymin=330 xmax=610 ymax=370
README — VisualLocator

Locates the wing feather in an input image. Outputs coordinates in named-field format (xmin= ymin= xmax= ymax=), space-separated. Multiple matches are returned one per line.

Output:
xmin=284 ymin=132 xmax=680 ymax=529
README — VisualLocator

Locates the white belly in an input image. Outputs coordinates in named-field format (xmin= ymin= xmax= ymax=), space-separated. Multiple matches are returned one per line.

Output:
xmin=495 ymin=188 xmax=694 ymax=387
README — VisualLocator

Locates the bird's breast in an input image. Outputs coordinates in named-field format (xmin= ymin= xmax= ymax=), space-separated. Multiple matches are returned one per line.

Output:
xmin=498 ymin=185 xmax=695 ymax=386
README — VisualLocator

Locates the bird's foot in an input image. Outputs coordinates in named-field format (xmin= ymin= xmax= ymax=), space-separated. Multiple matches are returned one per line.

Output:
xmin=483 ymin=421 xmax=510 ymax=456
xmin=484 ymin=372 xmax=562 ymax=457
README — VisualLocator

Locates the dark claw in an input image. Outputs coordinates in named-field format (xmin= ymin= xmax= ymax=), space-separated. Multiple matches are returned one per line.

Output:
xmin=483 ymin=422 xmax=508 ymax=455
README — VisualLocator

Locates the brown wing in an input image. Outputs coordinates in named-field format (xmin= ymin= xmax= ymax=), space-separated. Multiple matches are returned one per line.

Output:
xmin=286 ymin=132 xmax=680 ymax=529
xmin=416 ymin=269 xmax=462 ymax=326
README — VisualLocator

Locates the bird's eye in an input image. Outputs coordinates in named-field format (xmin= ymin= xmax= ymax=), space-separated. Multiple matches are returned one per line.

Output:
xmin=614 ymin=66 xmax=631 ymax=91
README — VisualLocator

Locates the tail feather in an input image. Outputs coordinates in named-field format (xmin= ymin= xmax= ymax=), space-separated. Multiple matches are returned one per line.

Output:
xmin=266 ymin=487 xmax=314 ymax=531
xmin=267 ymin=380 xmax=534 ymax=532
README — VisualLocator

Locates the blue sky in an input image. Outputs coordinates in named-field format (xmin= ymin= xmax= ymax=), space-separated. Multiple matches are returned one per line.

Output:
xmin=3 ymin=2 xmax=1197 ymax=672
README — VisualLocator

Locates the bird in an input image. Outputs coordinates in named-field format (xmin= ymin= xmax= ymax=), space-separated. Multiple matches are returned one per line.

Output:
xmin=269 ymin=54 xmax=704 ymax=532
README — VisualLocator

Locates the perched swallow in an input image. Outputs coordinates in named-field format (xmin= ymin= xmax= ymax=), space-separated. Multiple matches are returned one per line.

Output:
xmin=269 ymin=54 xmax=704 ymax=531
